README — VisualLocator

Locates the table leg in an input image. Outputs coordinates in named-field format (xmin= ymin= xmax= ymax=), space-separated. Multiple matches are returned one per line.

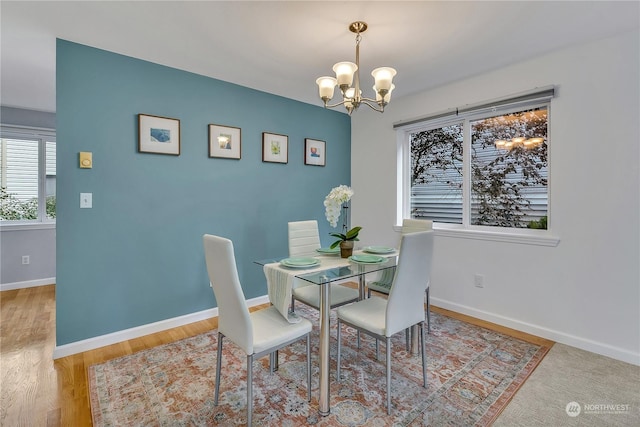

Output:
xmin=411 ymin=324 xmax=419 ymax=355
xmin=318 ymin=277 xmax=331 ymax=416
xmin=358 ymin=271 xmax=366 ymax=300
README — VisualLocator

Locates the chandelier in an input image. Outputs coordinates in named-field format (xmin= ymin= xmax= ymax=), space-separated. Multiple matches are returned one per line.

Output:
xmin=316 ymin=21 xmax=396 ymax=115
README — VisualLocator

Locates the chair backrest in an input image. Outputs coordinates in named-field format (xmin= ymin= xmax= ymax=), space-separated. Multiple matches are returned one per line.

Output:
xmin=288 ymin=220 xmax=321 ymax=256
xmin=395 ymin=218 xmax=432 ymax=249
xmin=203 ymin=234 xmax=254 ymax=354
xmin=385 ymin=231 xmax=434 ymax=336
xmin=401 ymin=218 xmax=433 ymax=234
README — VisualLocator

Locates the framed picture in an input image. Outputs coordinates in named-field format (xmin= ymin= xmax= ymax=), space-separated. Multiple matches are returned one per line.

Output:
xmin=138 ymin=114 xmax=180 ymax=155
xmin=262 ymin=132 xmax=288 ymax=164
xmin=209 ymin=124 xmax=241 ymax=159
xmin=304 ymin=138 xmax=326 ymax=166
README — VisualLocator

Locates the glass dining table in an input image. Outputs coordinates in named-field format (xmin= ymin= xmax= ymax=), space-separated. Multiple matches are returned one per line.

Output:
xmin=254 ymin=252 xmax=397 ymax=416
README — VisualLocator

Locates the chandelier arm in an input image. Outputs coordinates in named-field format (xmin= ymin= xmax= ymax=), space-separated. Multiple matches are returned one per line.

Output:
xmin=360 ymin=96 xmax=381 ymax=104
xmin=324 ymin=99 xmax=351 ymax=109
xmin=360 ymin=99 xmax=385 ymax=113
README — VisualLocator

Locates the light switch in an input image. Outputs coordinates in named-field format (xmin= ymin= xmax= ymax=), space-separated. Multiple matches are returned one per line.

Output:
xmin=80 ymin=193 xmax=92 ymax=208
xmin=79 ymin=152 xmax=92 ymax=168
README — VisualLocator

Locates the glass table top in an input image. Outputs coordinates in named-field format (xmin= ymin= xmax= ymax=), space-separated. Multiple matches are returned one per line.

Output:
xmin=254 ymin=254 xmax=397 ymax=285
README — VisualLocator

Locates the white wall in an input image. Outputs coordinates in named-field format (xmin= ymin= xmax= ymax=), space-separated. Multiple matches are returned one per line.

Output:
xmin=0 ymin=107 xmax=57 ymax=290
xmin=0 ymin=227 xmax=56 ymax=290
xmin=351 ymin=30 xmax=640 ymax=365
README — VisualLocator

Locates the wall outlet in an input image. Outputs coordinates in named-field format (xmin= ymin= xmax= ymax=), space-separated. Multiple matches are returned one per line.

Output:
xmin=474 ymin=274 xmax=484 ymax=288
xmin=22 ymin=255 xmax=30 ymax=265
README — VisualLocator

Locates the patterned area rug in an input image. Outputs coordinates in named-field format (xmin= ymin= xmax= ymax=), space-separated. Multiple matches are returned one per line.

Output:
xmin=89 ymin=307 xmax=550 ymax=426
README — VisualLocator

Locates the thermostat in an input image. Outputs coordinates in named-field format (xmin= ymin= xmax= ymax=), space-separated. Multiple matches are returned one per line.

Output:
xmin=79 ymin=152 xmax=92 ymax=168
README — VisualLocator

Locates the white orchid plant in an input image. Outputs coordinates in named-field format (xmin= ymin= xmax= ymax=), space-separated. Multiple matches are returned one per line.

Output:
xmin=324 ymin=185 xmax=362 ymax=249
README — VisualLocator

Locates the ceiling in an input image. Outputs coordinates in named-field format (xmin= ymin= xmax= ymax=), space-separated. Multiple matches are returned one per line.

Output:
xmin=1 ymin=1 xmax=638 ymax=113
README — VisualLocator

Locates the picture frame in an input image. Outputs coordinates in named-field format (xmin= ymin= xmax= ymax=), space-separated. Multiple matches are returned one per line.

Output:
xmin=138 ymin=114 xmax=180 ymax=155
xmin=209 ymin=124 xmax=241 ymax=159
xmin=304 ymin=138 xmax=326 ymax=166
xmin=262 ymin=132 xmax=288 ymax=164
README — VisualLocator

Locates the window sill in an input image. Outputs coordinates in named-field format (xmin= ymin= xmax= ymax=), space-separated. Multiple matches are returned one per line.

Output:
xmin=1 ymin=222 xmax=56 ymax=232
xmin=393 ymin=224 xmax=560 ymax=247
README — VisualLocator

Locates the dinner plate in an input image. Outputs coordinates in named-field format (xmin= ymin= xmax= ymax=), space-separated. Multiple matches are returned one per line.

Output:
xmin=316 ymin=247 xmax=340 ymax=254
xmin=363 ymin=246 xmax=396 ymax=254
xmin=280 ymin=257 xmax=320 ymax=268
xmin=349 ymin=254 xmax=386 ymax=264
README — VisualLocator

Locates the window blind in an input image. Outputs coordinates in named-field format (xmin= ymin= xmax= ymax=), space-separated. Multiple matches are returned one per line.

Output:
xmin=393 ymin=85 xmax=555 ymax=130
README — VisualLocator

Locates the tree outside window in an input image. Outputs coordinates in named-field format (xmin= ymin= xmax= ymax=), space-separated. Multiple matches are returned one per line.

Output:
xmin=0 ymin=132 xmax=56 ymax=222
xmin=410 ymin=106 xmax=548 ymax=229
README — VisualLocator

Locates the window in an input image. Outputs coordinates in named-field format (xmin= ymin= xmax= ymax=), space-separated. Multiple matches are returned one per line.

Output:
xmin=397 ymin=87 xmax=555 ymax=241
xmin=0 ymin=126 xmax=56 ymax=224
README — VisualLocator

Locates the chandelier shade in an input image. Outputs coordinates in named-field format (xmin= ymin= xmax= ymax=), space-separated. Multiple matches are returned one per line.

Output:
xmin=316 ymin=76 xmax=337 ymax=100
xmin=316 ymin=21 xmax=396 ymax=115
xmin=333 ymin=62 xmax=358 ymax=88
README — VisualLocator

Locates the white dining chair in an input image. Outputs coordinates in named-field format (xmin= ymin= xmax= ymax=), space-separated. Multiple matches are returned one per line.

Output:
xmin=336 ymin=231 xmax=434 ymax=415
xmin=288 ymin=220 xmax=359 ymax=312
xmin=203 ymin=234 xmax=312 ymax=426
xmin=367 ymin=218 xmax=433 ymax=333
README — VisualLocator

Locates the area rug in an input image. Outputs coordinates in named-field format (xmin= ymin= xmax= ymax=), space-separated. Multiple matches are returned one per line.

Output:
xmin=89 ymin=307 xmax=550 ymax=426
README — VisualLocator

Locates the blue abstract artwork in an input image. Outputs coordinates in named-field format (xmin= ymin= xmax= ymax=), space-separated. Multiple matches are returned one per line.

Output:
xmin=150 ymin=128 xmax=171 ymax=143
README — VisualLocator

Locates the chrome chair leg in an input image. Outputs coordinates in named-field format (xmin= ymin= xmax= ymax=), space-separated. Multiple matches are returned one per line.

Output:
xmin=426 ymin=288 xmax=431 ymax=334
xmin=214 ymin=333 xmax=223 ymax=405
xmin=336 ymin=320 xmax=342 ymax=381
xmin=421 ymin=321 xmax=428 ymax=387
xmin=386 ymin=337 xmax=392 ymax=415
xmin=269 ymin=350 xmax=279 ymax=372
xmin=306 ymin=335 xmax=311 ymax=400
xmin=247 ymin=354 xmax=253 ymax=426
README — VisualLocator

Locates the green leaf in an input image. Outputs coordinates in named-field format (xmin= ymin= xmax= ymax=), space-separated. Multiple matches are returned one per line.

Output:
xmin=345 ymin=226 xmax=362 ymax=240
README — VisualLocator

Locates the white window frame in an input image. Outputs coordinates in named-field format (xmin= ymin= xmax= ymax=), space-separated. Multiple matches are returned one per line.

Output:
xmin=0 ymin=125 xmax=56 ymax=231
xmin=395 ymin=89 xmax=559 ymax=247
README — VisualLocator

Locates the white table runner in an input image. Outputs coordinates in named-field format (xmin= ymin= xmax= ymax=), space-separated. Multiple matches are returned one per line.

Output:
xmin=263 ymin=255 xmax=352 ymax=323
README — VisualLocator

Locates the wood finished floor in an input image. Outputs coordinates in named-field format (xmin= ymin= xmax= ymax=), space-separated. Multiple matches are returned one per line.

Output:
xmin=0 ymin=284 xmax=553 ymax=426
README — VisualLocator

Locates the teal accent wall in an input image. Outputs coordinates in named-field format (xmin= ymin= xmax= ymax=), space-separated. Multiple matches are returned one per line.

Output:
xmin=56 ymin=40 xmax=350 ymax=345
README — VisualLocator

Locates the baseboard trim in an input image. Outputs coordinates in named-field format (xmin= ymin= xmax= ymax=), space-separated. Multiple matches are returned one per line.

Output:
xmin=52 ymin=294 xmax=270 ymax=359
xmin=0 ymin=277 xmax=56 ymax=291
xmin=432 ymin=297 xmax=640 ymax=366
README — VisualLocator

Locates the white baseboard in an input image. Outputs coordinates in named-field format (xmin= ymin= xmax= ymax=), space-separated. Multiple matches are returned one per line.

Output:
xmin=432 ymin=297 xmax=640 ymax=366
xmin=52 ymin=294 xmax=270 ymax=359
xmin=0 ymin=277 xmax=56 ymax=292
